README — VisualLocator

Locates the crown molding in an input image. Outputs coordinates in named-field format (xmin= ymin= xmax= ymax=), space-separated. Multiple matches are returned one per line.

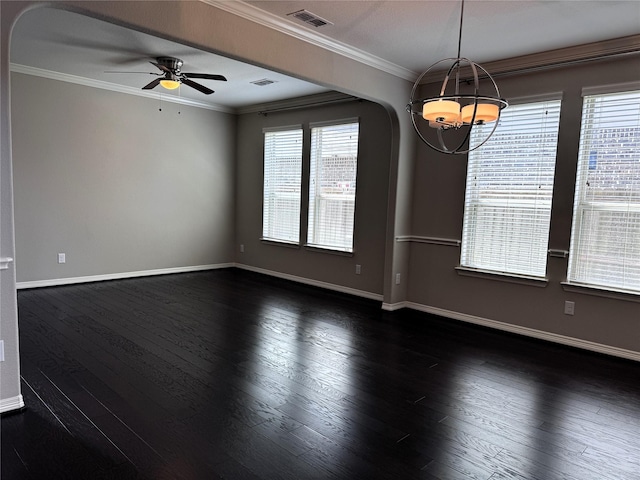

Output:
xmin=485 ymin=34 xmax=640 ymax=78
xmin=419 ymin=34 xmax=640 ymax=84
xmin=201 ymin=0 xmax=417 ymax=82
xmin=10 ymin=63 xmax=235 ymax=113
xmin=201 ymin=1 xmax=640 ymax=85
xmin=237 ymin=91 xmax=357 ymax=115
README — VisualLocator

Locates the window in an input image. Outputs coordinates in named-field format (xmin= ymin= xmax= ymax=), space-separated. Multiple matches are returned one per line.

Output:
xmin=460 ymin=98 xmax=562 ymax=277
xmin=307 ymin=120 xmax=359 ymax=252
xmin=262 ymin=127 xmax=303 ymax=243
xmin=567 ymin=88 xmax=640 ymax=293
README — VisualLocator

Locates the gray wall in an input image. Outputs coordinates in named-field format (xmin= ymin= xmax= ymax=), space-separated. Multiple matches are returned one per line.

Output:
xmin=11 ymin=73 xmax=236 ymax=283
xmin=236 ymin=100 xmax=392 ymax=296
xmin=2 ymin=0 xmax=413 ymax=412
xmin=407 ymin=57 xmax=640 ymax=354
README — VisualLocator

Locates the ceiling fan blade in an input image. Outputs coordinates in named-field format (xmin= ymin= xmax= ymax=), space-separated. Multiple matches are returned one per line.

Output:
xmin=181 ymin=78 xmax=214 ymax=95
xmin=183 ymin=73 xmax=227 ymax=82
xmin=150 ymin=61 xmax=172 ymax=74
xmin=104 ymin=71 xmax=161 ymax=75
xmin=142 ymin=78 xmax=161 ymax=90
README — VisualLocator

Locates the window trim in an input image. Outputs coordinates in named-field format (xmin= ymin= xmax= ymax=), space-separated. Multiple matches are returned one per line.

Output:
xmin=566 ymin=88 xmax=640 ymax=294
xmin=459 ymin=97 xmax=563 ymax=279
xmin=505 ymin=91 xmax=563 ymax=106
xmin=455 ymin=266 xmax=549 ymax=287
xmin=581 ymin=81 xmax=640 ymax=97
xmin=309 ymin=117 xmax=359 ymax=129
xmin=262 ymin=124 xmax=303 ymax=134
xmin=561 ymin=281 xmax=640 ymax=303
xmin=259 ymin=238 xmax=300 ymax=249
xmin=306 ymin=119 xmax=360 ymax=253
xmin=303 ymin=244 xmax=354 ymax=257
xmin=261 ymin=125 xmax=304 ymax=245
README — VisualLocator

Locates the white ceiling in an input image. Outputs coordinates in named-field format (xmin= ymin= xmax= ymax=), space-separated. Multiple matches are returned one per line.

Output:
xmin=10 ymin=1 xmax=640 ymax=111
xmin=247 ymin=0 xmax=640 ymax=72
xmin=10 ymin=6 xmax=331 ymax=111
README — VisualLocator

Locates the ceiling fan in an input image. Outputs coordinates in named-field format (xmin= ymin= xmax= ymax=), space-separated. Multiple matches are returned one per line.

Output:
xmin=108 ymin=56 xmax=227 ymax=95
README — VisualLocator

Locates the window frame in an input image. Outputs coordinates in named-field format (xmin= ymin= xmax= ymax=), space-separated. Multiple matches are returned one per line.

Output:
xmin=305 ymin=118 xmax=360 ymax=254
xmin=261 ymin=125 xmax=304 ymax=245
xmin=566 ymin=85 xmax=640 ymax=296
xmin=459 ymin=94 xmax=563 ymax=280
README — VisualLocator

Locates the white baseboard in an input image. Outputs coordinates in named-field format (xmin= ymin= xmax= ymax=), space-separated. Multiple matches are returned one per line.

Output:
xmin=236 ymin=264 xmax=384 ymax=302
xmin=406 ymin=302 xmax=640 ymax=363
xmin=15 ymin=264 xmax=637 ymax=362
xmin=381 ymin=301 xmax=408 ymax=311
xmin=0 ymin=394 xmax=25 ymax=414
xmin=16 ymin=263 xmax=234 ymax=290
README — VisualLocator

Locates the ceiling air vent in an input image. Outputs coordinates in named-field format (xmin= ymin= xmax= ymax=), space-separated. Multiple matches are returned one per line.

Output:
xmin=251 ymin=79 xmax=276 ymax=87
xmin=287 ymin=9 xmax=333 ymax=28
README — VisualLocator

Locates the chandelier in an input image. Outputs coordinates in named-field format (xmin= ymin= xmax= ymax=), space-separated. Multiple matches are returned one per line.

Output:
xmin=407 ymin=0 xmax=508 ymax=154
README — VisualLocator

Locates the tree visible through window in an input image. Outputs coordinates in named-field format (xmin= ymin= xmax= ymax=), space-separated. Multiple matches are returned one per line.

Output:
xmin=460 ymin=99 xmax=562 ymax=277
xmin=568 ymin=89 xmax=640 ymax=293
xmin=307 ymin=121 xmax=359 ymax=252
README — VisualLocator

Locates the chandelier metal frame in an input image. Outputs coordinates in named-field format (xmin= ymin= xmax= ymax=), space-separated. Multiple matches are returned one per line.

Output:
xmin=406 ymin=0 xmax=508 ymax=154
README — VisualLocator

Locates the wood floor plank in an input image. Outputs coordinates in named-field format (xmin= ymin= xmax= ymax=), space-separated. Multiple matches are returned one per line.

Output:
xmin=5 ymin=269 xmax=640 ymax=480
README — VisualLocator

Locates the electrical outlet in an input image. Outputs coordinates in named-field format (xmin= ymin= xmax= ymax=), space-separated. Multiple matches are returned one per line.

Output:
xmin=564 ymin=301 xmax=575 ymax=315
xmin=240 ymin=244 xmax=245 ymax=253
xmin=355 ymin=264 xmax=361 ymax=275
xmin=57 ymin=253 xmax=66 ymax=264
xmin=0 ymin=340 xmax=4 ymax=362
xmin=395 ymin=273 xmax=401 ymax=285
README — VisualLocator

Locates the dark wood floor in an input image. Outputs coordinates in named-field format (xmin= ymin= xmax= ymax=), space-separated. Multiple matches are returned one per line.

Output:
xmin=2 ymin=269 xmax=639 ymax=479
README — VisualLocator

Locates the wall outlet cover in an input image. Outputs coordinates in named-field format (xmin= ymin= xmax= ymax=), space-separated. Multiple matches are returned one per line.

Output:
xmin=564 ymin=301 xmax=575 ymax=315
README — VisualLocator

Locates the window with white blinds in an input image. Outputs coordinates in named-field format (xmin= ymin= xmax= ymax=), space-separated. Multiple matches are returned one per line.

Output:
xmin=567 ymin=89 xmax=640 ymax=293
xmin=460 ymin=99 xmax=562 ymax=277
xmin=307 ymin=121 xmax=359 ymax=252
xmin=262 ymin=127 xmax=303 ymax=243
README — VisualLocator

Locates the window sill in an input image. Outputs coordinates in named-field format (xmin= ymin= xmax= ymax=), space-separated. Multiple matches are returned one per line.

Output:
xmin=303 ymin=244 xmax=354 ymax=257
xmin=455 ymin=266 xmax=548 ymax=287
xmin=260 ymin=238 xmax=300 ymax=249
xmin=561 ymin=282 xmax=640 ymax=303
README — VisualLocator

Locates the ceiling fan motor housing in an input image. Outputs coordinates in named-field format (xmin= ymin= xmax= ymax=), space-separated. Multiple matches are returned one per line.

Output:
xmin=156 ymin=56 xmax=183 ymax=74
xmin=143 ymin=56 xmax=226 ymax=94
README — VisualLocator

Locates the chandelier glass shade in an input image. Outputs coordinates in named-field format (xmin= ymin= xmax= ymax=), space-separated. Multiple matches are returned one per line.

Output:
xmin=407 ymin=1 xmax=508 ymax=154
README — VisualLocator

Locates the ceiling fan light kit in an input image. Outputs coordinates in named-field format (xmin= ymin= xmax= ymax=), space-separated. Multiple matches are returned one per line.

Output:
xmin=159 ymin=79 xmax=180 ymax=90
xmin=407 ymin=0 xmax=508 ymax=154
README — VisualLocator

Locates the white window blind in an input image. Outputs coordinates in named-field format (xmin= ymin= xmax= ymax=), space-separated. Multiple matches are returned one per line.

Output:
xmin=307 ymin=121 xmax=359 ymax=252
xmin=262 ymin=127 xmax=303 ymax=243
xmin=567 ymin=89 xmax=640 ymax=293
xmin=461 ymin=99 xmax=562 ymax=277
